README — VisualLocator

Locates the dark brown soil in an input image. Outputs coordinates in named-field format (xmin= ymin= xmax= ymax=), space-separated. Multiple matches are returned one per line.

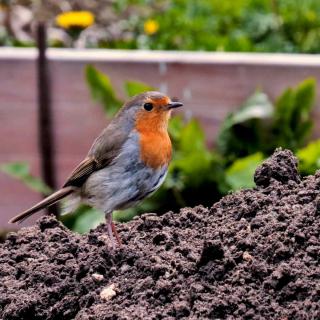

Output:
xmin=0 ymin=149 xmax=319 ymax=320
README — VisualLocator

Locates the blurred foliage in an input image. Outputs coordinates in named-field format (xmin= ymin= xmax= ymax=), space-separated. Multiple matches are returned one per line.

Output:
xmin=217 ymin=91 xmax=274 ymax=162
xmin=2 ymin=67 xmax=320 ymax=233
xmin=217 ymin=78 xmax=316 ymax=162
xmin=128 ymin=0 xmax=320 ymax=53
xmin=61 ymin=205 xmax=105 ymax=234
xmin=86 ymin=65 xmax=122 ymax=116
xmin=0 ymin=162 xmax=51 ymax=195
xmin=297 ymin=139 xmax=320 ymax=175
xmin=3 ymin=0 xmax=320 ymax=52
xmin=272 ymin=78 xmax=316 ymax=150
xmin=124 ymin=80 xmax=155 ymax=97
xmin=226 ymin=153 xmax=264 ymax=190
xmin=0 ymin=0 xmax=320 ymax=53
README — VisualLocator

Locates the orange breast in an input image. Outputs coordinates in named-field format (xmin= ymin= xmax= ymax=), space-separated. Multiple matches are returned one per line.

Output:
xmin=138 ymin=131 xmax=172 ymax=169
xmin=135 ymin=110 xmax=172 ymax=169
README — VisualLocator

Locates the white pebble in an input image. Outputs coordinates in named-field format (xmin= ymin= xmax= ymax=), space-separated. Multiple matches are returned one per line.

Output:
xmin=100 ymin=284 xmax=116 ymax=301
xmin=92 ymin=273 xmax=104 ymax=281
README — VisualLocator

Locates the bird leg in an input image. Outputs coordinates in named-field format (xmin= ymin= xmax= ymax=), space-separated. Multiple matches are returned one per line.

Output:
xmin=106 ymin=212 xmax=122 ymax=249
xmin=112 ymin=222 xmax=122 ymax=246
xmin=106 ymin=214 xmax=115 ymax=250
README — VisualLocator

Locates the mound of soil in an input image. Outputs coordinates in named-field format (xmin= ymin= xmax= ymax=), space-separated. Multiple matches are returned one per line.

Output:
xmin=0 ymin=149 xmax=319 ymax=319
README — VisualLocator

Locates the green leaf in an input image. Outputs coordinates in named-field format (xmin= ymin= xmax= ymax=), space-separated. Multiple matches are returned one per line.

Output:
xmin=85 ymin=65 xmax=123 ymax=117
xmin=0 ymin=162 xmax=51 ymax=195
xmin=168 ymin=115 xmax=185 ymax=142
xmin=124 ymin=80 xmax=155 ymax=97
xmin=217 ymin=91 xmax=273 ymax=160
xmin=294 ymin=78 xmax=316 ymax=116
xmin=273 ymin=78 xmax=316 ymax=150
xmin=1 ymin=161 xmax=29 ymax=177
xmin=72 ymin=205 xmax=105 ymax=234
xmin=231 ymin=91 xmax=274 ymax=124
xmin=226 ymin=153 xmax=264 ymax=190
xmin=24 ymin=177 xmax=52 ymax=195
xmin=170 ymin=120 xmax=217 ymax=188
xmin=172 ymin=151 xmax=211 ymax=182
xmin=292 ymin=78 xmax=316 ymax=143
xmin=179 ymin=119 xmax=206 ymax=152
xmin=274 ymin=88 xmax=294 ymax=124
xmin=114 ymin=208 xmax=138 ymax=222
xmin=295 ymin=120 xmax=313 ymax=146
xmin=297 ymin=139 xmax=320 ymax=175
xmin=170 ymin=119 xmax=209 ymax=183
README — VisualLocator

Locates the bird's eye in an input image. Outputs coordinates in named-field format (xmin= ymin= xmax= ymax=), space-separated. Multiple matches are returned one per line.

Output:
xmin=143 ymin=102 xmax=153 ymax=111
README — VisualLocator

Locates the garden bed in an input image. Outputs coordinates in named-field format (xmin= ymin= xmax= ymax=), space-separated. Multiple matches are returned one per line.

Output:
xmin=0 ymin=149 xmax=319 ymax=319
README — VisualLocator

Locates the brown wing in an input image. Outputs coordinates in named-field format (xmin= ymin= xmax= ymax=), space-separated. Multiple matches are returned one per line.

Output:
xmin=63 ymin=157 xmax=101 ymax=187
xmin=63 ymin=116 xmax=131 ymax=188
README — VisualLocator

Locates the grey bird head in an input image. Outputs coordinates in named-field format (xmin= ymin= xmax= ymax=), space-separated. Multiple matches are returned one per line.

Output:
xmin=115 ymin=91 xmax=183 ymax=131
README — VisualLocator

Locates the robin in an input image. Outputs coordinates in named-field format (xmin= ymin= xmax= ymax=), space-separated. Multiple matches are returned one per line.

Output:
xmin=9 ymin=91 xmax=183 ymax=249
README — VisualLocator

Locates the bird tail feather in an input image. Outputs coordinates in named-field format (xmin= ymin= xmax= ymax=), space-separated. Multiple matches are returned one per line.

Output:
xmin=9 ymin=186 xmax=74 ymax=224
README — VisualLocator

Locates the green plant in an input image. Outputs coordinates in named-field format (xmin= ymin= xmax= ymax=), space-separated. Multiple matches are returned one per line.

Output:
xmin=225 ymin=153 xmax=264 ymax=191
xmin=217 ymin=78 xmax=317 ymax=162
xmin=5 ymin=1 xmax=320 ymax=53
xmin=86 ymin=65 xmax=122 ymax=117
xmin=272 ymin=78 xmax=316 ymax=151
xmin=0 ymin=162 xmax=51 ymax=195
xmin=110 ymin=0 xmax=320 ymax=53
xmin=217 ymin=91 xmax=274 ymax=162
xmin=297 ymin=139 xmax=320 ymax=175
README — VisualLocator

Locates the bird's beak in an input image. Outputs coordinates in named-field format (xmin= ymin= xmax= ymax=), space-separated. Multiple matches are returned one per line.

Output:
xmin=167 ymin=102 xmax=183 ymax=109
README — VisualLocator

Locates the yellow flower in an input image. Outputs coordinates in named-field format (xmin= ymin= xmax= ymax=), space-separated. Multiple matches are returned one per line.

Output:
xmin=56 ymin=11 xmax=94 ymax=29
xmin=144 ymin=19 xmax=159 ymax=35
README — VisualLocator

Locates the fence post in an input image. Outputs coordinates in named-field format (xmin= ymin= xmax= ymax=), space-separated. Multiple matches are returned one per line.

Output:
xmin=36 ymin=22 xmax=58 ymax=215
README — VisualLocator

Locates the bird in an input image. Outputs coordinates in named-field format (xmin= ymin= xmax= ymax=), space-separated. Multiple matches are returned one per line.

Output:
xmin=9 ymin=91 xmax=183 ymax=249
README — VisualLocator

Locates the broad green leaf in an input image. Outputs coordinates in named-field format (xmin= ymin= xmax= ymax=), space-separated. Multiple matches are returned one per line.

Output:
xmin=292 ymin=78 xmax=316 ymax=144
xmin=168 ymin=115 xmax=185 ymax=142
xmin=217 ymin=91 xmax=273 ymax=159
xmin=24 ymin=177 xmax=52 ymax=195
xmin=295 ymin=120 xmax=313 ymax=147
xmin=274 ymin=88 xmax=294 ymax=124
xmin=226 ymin=153 xmax=264 ymax=190
xmin=294 ymin=78 xmax=316 ymax=116
xmin=114 ymin=208 xmax=138 ymax=222
xmin=0 ymin=162 xmax=29 ymax=177
xmin=273 ymin=78 xmax=316 ymax=150
xmin=0 ymin=162 xmax=51 ymax=195
xmin=173 ymin=152 xmax=211 ymax=178
xmin=124 ymin=80 xmax=155 ymax=97
xmin=72 ymin=206 xmax=104 ymax=234
xmin=231 ymin=91 xmax=273 ymax=124
xmin=297 ymin=139 xmax=320 ymax=175
xmin=179 ymin=119 xmax=206 ymax=152
xmin=85 ymin=65 xmax=123 ymax=117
